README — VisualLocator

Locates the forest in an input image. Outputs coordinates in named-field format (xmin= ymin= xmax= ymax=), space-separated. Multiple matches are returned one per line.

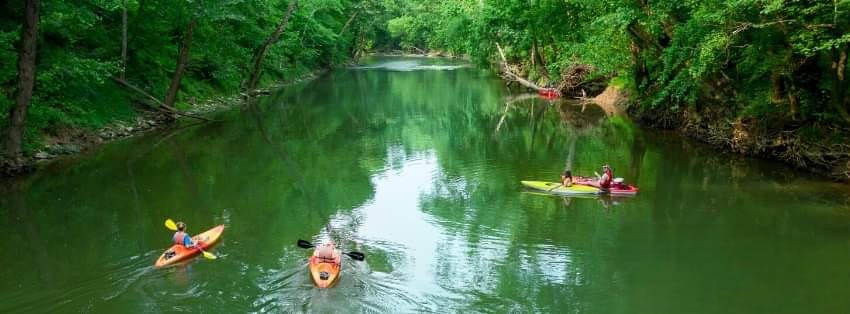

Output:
xmin=2 ymin=0 xmax=849 ymax=178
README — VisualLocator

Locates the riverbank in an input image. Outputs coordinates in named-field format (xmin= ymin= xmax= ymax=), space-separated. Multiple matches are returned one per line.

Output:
xmin=0 ymin=69 xmax=327 ymax=177
xmin=627 ymin=99 xmax=850 ymax=182
xmin=508 ymin=69 xmax=850 ymax=182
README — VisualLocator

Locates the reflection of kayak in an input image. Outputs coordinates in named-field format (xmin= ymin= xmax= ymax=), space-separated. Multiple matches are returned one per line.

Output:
xmin=155 ymin=225 xmax=224 ymax=268
xmin=521 ymin=181 xmax=604 ymax=195
xmin=574 ymin=176 xmax=639 ymax=195
xmin=309 ymin=248 xmax=341 ymax=288
xmin=521 ymin=190 xmax=601 ymax=199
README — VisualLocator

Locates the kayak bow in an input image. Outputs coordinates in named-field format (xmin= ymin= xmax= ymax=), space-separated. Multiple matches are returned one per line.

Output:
xmin=309 ymin=248 xmax=342 ymax=288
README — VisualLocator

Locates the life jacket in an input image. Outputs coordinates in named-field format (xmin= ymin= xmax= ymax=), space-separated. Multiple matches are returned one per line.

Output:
xmin=600 ymin=169 xmax=613 ymax=188
xmin=173 ymin=231 xmax=188 ymax=245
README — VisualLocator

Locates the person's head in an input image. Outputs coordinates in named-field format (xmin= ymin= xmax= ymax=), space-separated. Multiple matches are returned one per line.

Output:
xmin=602 ymin=165 xmax=610 ymax=171
xmin=562 ymin=170 xmax=572 ymax=178
xmin=176 ymin=221 xmax=186 ymax=231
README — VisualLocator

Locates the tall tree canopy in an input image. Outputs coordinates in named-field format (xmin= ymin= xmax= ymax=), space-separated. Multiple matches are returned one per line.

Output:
xmin=1 ymin=0 xmax=848 ymax=162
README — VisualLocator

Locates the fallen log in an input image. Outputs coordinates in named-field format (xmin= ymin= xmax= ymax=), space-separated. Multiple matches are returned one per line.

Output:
xmin=495 ymin=43 xmax=547 ymax=92
xmin=112 ymin=77 xmax=215 ymax=122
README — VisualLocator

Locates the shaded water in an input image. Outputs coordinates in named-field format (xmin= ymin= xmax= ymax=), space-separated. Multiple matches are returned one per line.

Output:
xmin=1 ymin=56 xmax=849 ymax=313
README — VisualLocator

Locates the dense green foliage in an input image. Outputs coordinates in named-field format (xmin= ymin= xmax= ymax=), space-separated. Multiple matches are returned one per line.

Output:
xmin=381 ymin=0 xmax=850 ymax=124
xmin=0 ymin=0 xmax=366 ymax=152
xmin=2 ymin=0 xmax=848 ymax=158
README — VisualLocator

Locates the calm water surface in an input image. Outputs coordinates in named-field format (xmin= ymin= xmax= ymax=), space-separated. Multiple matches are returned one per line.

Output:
xmin=1 ymin=57 xmax=849 ymax=313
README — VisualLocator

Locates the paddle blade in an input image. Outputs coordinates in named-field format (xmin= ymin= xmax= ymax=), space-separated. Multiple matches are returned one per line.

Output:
xmin=201 ymin=250 xmax=217 ymax=260
xmin=297 ymin=239 xmax=314 ymax=249
xmin=165 ymin=219 xmax=178 ymax=231
xmin=345 ymin=251 xmax=365 ymax=261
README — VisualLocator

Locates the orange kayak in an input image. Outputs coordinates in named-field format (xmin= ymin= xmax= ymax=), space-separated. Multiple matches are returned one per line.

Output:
xmin=309 ymin=247 xmax=341 ymax=288
xmin=154 ymin=225 xmax=224 ymax=268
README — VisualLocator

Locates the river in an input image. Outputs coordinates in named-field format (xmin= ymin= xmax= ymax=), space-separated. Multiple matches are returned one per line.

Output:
xmin=1 ymin=56 xmax=849 ymax=313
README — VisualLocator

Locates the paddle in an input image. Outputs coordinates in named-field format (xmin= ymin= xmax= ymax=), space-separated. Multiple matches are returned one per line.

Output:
xmin=547 ymin=183 xmax=563 ymax=192
xmin=164 ymin=219 xmax=217 ymax=260
xmin=297 ymin=239 xmax=366 ymax=261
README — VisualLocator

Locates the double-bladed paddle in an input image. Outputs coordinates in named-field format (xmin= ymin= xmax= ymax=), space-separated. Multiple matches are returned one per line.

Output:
xmin=297 ymin=239 xmax=366 ymax=261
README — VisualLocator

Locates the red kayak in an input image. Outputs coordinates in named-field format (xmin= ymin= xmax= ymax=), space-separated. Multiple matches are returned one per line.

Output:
xmin=538 ymin=88 xmax=560 ymax=98
xmin=574 ymin=176 xmax=639 ymax=195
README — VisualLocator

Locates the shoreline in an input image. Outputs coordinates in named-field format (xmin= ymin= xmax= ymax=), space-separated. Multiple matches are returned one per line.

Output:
xmin=628 ymin=103 xmax=850 ymax=183
xmin=0 ymin=68 xmax=328 ymax=177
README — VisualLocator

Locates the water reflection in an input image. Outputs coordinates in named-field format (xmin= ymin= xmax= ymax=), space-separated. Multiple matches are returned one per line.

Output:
xmin=0 ymin=57 xmax=849 ymax=313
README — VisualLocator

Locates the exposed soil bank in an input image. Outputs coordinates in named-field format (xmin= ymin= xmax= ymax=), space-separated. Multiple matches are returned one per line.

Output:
xmin=0 ymin=69 xmax=327 ymax=177
xmin=620 ymin=88 xmax=850 ymax=182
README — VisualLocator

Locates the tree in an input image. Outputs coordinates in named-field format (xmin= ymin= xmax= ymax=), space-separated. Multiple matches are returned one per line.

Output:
xmin=4 ymin=0 xmax=39 ymax=161
xmin=162 ymin=16 xmax=197 ymax=109
xmin=244 ymin=0 xmax=299 ymax=92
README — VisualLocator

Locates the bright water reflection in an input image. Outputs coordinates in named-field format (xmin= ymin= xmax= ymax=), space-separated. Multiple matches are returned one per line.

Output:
xmin=0 ymin=56 xmax=849 ymax=313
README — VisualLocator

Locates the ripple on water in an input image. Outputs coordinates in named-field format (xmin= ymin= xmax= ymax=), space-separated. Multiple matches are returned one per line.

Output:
xmin=248 ymin=256 xmax=427 ymax=313
xmin=0 ymin=250 xmax=160 ymax=313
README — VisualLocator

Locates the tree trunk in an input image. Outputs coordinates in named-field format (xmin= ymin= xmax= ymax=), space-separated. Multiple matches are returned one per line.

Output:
xmin=353 ymin=31 xmax=365 ymax=60
xmin=163 ymin=16 xmax=197 ymax=109
xmin=244 ymin=0 xmax=298 ymax=92
xmin=629 ymin=41 xmax=649 ymax=89
xmin=770 ymin=71 xmax=784 ymax=104
xmin=532 ymin=39 xmax=549 ymax=82
xmin=120 ymin=0 xmax=128 ymax=79
xmin=338 ymin=9 xmax=358 ymax=36
xmin=5 ymin=0 xmax=39 ymax=160
xmin=831 ymin=46 xmax=850 ymax=123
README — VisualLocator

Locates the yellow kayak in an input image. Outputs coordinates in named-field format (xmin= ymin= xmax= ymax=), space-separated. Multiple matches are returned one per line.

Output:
xmin=521 ymin=181 xmax=604 ymax=195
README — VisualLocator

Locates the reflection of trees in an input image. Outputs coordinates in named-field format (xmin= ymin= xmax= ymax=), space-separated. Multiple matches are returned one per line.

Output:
xmin=557 ymin=102 xmax=606 ymax=171
xmin=1 ymin=58 xmax=849 ymax=312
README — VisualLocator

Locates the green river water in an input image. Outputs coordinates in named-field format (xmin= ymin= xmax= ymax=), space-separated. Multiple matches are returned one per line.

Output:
xmin=1 ymin=57 xmax=849 ymax=313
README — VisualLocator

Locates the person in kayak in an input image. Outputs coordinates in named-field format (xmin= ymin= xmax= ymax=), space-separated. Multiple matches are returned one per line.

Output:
xmin=594 ymin=165 xmax=613 ymax=189
xmin=315 ymin=242 xmax=341 ymax=264
xmin=560 ymin=169 xmax=574 ymax=187
xmin=173 ymin=222 xmax=196 ymax=248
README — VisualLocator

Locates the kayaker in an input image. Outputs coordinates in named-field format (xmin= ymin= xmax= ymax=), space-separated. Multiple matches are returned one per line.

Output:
xmin=172 ymin=222 xmax=195 ymax=248
xmin=315 ymin=242 xmax=340 ymax=264
xmin=594 ymin=165 xmax=613 ymax=189
xmin=560 ymin=169 xmax=574 ymax=187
